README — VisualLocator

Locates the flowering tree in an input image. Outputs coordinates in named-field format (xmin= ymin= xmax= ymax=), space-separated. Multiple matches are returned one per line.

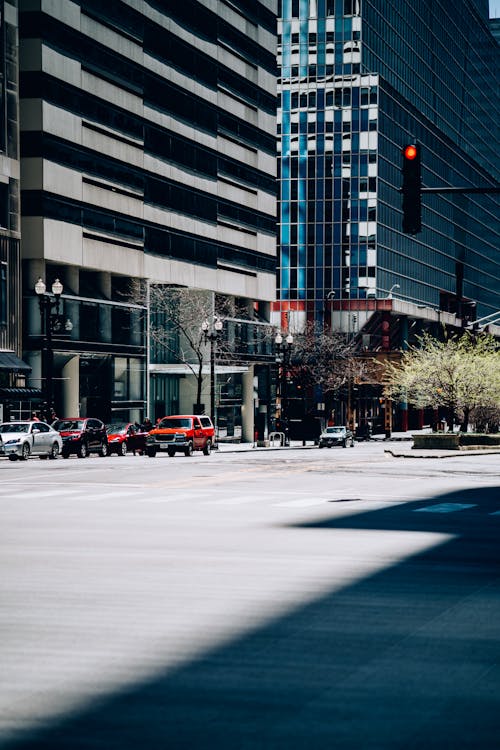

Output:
xmin=383 ymin=332 xmax=500 ymax=430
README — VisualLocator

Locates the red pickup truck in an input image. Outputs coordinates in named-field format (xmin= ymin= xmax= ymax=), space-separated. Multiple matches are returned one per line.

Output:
xmin=145 ymin=415 xmax=215 ymax=457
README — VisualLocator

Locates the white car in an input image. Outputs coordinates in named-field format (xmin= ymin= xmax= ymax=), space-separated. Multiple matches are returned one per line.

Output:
xmin=0 ymin=421 xmax=63 ymax=461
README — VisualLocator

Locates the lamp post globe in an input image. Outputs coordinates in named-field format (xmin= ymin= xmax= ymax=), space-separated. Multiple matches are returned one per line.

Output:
xmin=34 ymin=277 xmax=66 ymax=421
xmin=201 ymin=316 xmax=224 ymax=445
xmin=275 ymin=330 xmax=293 ymax=446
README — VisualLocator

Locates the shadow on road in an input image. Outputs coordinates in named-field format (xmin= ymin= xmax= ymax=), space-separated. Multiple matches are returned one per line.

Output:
xmin=3 ymin=486 xmax=500 ymax=750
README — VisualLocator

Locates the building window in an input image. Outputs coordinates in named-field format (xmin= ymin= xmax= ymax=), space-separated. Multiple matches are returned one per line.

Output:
xmin=0 ymin=261 xmax=6 ymax=326
xmin=114 ymin=357 xmax=143 ymax=401
xmin=0 ymin=182 xmax=8 ymax=228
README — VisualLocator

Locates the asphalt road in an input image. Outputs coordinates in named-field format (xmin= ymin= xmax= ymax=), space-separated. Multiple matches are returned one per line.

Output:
xmin=1 ymin=444 xmax=499 ymax=749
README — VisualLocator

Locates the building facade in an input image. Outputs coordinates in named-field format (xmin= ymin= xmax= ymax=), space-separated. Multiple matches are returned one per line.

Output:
xmin=18 ymin=0 xmax=277 ymax=434
xmin=276 ymin=0 xmax=500 ymax=433
xmin=0 ymin=1 xmax=35 ymax=421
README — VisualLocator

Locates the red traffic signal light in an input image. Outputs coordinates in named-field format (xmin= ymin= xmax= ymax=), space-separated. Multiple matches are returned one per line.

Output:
xmin=403 ymin=144 xmax=418 ymax=161
xmin=401 ymin=143 xmax=422 ymax=234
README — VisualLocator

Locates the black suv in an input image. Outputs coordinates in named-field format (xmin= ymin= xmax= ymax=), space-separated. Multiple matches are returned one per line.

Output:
xmin=54 ymin=418 xmax=109 ymax=458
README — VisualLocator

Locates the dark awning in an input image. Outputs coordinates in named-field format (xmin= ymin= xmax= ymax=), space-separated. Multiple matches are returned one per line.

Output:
xmin=0 ymin=352 xmax=32 ymax=373
xmin=0 ymin=387 xmax=43 ymax=400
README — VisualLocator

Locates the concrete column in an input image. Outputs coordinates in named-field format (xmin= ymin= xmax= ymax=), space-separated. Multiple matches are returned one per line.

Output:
xmin=241 ymin=365 xmax=254 ymax=443
xmin=62 ymin=355 xmax=80 ymax=416
xmin=99 ymin=272 xmax=111 ymax=299
xmin=27 ymin=260 xmax=46 ymax=291
xmin=66 ymin=267 xmax=80 ymax=295
xmin=26 ymin=350 xmax=42 ymax=390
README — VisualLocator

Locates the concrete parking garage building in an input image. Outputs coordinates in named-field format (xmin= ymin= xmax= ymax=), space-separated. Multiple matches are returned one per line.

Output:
xmin=19 ymin=0 xmax=277 ymax=438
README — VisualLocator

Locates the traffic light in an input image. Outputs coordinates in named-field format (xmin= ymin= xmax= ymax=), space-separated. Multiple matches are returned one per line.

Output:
xmin=401 ymin=143 xmax=422 ymax=234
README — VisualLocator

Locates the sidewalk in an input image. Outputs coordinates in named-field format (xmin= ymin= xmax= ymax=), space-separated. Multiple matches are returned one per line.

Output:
xmin=215 ymin=428 xmax=424 ymax=453
xmin=215 ymin=433 xmax=500 ymax=459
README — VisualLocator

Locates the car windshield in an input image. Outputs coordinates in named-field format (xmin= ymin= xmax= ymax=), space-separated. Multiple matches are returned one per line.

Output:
xmin=158 ymin=418 xmax=192 ymax=429
xmin=325 ymin=427 xmax=344 ymax=434
xmin=107 ymin=423 xmax=128 ymax=434
xmin=0 ymin=423 xmax=30 ymax=433
xmin=54 ymin=420 xmax=84 ymax=431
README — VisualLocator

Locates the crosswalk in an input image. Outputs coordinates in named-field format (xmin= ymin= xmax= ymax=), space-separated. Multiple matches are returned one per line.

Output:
xmin=1 ymin=484 xmax=498 ymax=515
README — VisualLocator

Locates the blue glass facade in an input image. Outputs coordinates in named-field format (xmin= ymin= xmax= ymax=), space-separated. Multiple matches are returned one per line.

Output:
xmin=277 ymin=0 xmax=500 ymax=329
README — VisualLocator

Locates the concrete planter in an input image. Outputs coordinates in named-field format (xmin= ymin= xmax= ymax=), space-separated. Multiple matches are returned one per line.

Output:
xmin=412 ymin=433 xmax=459 ymax=450
xmin=459 ymin=433 xmax=500 ymax=447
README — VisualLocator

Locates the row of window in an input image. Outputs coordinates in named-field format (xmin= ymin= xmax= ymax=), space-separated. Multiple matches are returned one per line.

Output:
xmin=20 ymin=191 xmax=277 ymax=275
xmin=281 ymin=63 xmax=361 ymax=81
xmin=19 ymin=20 xmax=275 ymax=153
xmin=20 ymin=131 xmax=275 ymax=234
xmin=279 ymin=1 xmax=360 ymax=20
xmin=280 ymin=86 xmax=378 ymax=111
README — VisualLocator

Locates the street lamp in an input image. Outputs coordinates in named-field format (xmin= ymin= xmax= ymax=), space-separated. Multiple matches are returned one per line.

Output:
xmin=35 ymin=277 xmax=68 ymax=419
xmin=386 ymin=283 xmax=400 ymax=299
xmin=324 ymin=290 xmax=336 ymax=327
xmin=275 ymin=330 xmax=293 ymax=446
xmin=202 ymin=316 xmax=223 ymax=436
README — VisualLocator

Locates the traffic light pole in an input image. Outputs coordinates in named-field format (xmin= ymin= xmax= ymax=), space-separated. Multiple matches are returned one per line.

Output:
xmin=400 ymin=141 xmax=500 ymax=234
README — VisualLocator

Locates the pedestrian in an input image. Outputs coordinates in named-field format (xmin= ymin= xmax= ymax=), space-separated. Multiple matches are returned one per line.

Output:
xmin=31 ymin=412 xmax=40 ymax=422
xmin=142 ymin=417 xmax=153 ymax=432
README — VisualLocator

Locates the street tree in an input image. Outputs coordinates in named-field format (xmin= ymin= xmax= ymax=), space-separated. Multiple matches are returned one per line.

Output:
xmin=288 ymin=322 xmax=370 ymax=418
xmin=383 ymin=332 xmax=500 ymax=430
xmin=129 ymin=283 xmax=232 ymax=411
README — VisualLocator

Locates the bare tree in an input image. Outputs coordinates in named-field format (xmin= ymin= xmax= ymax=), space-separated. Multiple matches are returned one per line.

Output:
xmin=130 ymin=282 xmax=233 ymax=409
xmin=287 ymin=322 xmax=369 ymax=417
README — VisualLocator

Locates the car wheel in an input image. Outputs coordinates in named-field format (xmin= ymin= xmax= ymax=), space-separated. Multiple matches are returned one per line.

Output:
xmin=184 ymin=441 xmax=193 ymax=457
xmin=62 ymin=451 xmax=70 ymax=459
xmin=49 ymin=442 xmax=60 ymax=459
xmin=119 ymin=442 xmax=127 ymax=457
xmin=77 ymin=443 xmax=88 ymax=458
xmin=203 ymin=440 xmax=211 ymax=456
xmin=167 ymin=448 xmax=176 ymax=457
xmin=146 ymin=448 xmax=157 ymax=458
xmin=20 ymin=443 xmax=30 ymax=461
xmin=99 ymin=443 xmax=109 ymax=457
xmin=8 ymin=454 xmax=17 ymax=461
xmin=342 ymin=440 xmax=347 ymax=448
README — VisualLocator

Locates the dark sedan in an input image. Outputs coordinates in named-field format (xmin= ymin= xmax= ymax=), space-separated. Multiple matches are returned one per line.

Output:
xmin=318 ymin=425 xmax=354 ymax=448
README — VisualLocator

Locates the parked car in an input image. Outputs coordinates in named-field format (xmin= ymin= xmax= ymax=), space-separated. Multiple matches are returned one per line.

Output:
xmin=53 ymin=418 xmax=109 ymax=458
xmin=146 ymin=415 xmax=215 ymax=457
xmin=0 ymin=420 xmax=62 ymax=461
xmin=318 ymin=425 xmax=354 ymax=448
xmin=106 ymin=422 xmax=148 ymax=456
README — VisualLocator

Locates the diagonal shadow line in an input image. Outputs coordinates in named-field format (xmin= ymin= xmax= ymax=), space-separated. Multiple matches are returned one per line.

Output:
xmin=2 ymin=486 xmax=500 ymax=750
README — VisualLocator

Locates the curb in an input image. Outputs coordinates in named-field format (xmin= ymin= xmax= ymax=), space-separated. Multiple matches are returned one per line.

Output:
xmin=384 ymin=448 xmax=500 ymax=459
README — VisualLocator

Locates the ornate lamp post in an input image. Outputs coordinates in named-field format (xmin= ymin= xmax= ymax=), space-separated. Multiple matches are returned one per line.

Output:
xmin=34 ymin=277 xmax=71 ymax=419
xmin=275 ymin=331 xmax=293 ymax=446
xmin=201 ymin=316 xmax=223 ymax=432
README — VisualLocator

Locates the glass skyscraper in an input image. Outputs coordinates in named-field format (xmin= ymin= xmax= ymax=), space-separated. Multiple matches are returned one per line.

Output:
xmin=276 ymin=0 xmax=500 ymax=334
